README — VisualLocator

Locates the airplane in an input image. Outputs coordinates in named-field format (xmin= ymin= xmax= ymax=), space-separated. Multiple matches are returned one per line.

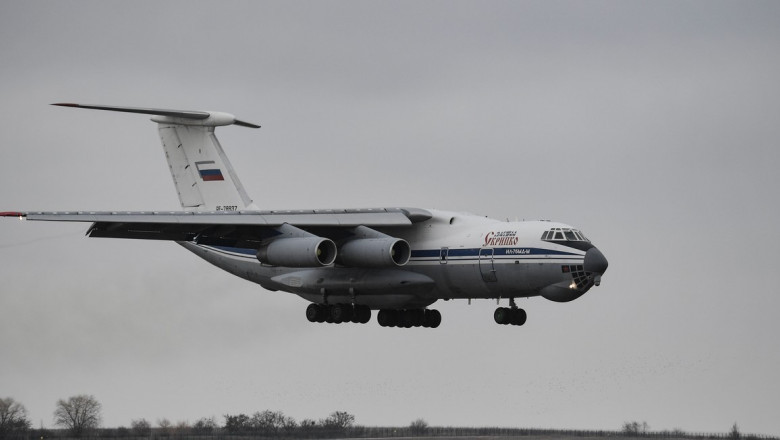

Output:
xmin=1 ymin=103 xmax=608 ymax=329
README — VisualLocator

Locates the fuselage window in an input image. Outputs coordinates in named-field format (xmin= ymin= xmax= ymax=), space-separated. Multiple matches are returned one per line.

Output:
xmin=554 ymin=231 xmax=564 ymax=240
xmin=564 ymin=230 xmax=576 ymax=241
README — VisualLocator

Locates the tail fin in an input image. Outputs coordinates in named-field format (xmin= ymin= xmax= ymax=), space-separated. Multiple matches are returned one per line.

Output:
xmin=53 ymin=104 xmax=259 ymax=211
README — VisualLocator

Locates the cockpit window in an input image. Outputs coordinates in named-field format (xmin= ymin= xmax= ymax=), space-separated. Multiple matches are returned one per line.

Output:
xmin=541 ymin=227 xmax=590 ymax=243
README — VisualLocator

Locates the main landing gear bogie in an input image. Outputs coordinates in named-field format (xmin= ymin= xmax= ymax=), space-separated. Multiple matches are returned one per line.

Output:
xmin=494 ymin=307 xmax=527 ymax=326
xmin=306 ymin=303 xmax=371 ymax=324
xmin=305 ymin=304 xmax=441 ymax=328
xmin=377 ymin=308 xmax=441 ymax=328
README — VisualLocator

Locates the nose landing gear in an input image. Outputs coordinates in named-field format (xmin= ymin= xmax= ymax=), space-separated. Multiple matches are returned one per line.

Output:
xmin=494 ymin=298 xmax=527 ymax=326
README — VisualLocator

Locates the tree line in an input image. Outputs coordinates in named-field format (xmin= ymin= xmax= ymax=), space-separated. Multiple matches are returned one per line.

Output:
xmin=2 ymin=395 xmax=359 ymax=439
xmin=2 ymin=395 xmax=778 ymax=440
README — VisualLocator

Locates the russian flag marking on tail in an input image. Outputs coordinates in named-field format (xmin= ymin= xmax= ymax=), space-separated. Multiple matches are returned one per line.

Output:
xmin=196 ymin=161 xmax=224 ymax=181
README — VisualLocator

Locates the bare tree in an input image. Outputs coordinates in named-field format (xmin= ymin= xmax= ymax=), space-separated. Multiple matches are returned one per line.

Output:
xmin=321 ymin=411 xmax=355 ymax=429
xmin=130 ymin=418 xmax=151 ymax=436
xmin=157 ymin=418 xmax=173 ymax=436
xmin=53 ymin=395 xmax=102 ymax=437
xmin=224 ymin=413 xmax=251 ymax=434
xmin=0 ymin=397 xmax=31 ymax=433
xmin=280 ymin=413 xmax=298 ymax=433
xmin=193 ymin=416 xmax=218 ymax=434
xmin=174 ymin=420 xmax=190 ymax=436
xmin=730 ymin=422 xmax=741 ymax=440
xmin=622 ymin=421 xmax=649 ymax=436
xmin=250 ymin=410 xmax=297 ymax=434
xmin=409 ymin=418 xmax=429 ymax=434
xmin=299 ymin=418 xmax=317 ymax=434
xmin=251 ymin=410 xmax=279 ymax=432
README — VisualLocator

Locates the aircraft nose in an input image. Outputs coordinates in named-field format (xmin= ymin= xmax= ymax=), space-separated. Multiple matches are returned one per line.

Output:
xmin=584 ymin=246 xmax=608 ymax=275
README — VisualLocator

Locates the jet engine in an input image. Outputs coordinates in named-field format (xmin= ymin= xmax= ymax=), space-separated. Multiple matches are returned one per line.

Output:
xmin=256 ymin=237 xmax=337 ymax=267
xmin=338 ymin=237 xmax=411 ymax=267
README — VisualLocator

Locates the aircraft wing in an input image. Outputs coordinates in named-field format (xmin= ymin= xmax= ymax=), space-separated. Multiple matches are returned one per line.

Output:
xmin=0 ymin=208 xmax=432 ymax=248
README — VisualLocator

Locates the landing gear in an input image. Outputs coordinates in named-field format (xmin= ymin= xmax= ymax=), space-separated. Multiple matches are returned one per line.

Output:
xmin=377 ymin=308 xmax=441 ymax=328
xmin=494 ymin=307 xmax=527 ymax=326
xmin=306 ymin=303 xmax=324 ymax=322
xmin=306 ymin=303 xmax=371 ymax=324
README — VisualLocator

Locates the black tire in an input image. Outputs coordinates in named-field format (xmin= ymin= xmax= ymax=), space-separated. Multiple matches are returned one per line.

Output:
xmin=357 ymin=305 xmax=372 ymax=324
xmin=306 ymin=304 xmax=320 ymax=322
xmin=377 ymin=309 xmax=393 ymax=327
xmin=511 ymin=308 xmax=527 ymax=326
xmin=424 ymin=309 xmax=441 ymax=328
xmin=350 ymin=305 xmax=361 ymax=324
xmin=410 ymin=309 xmax=425 ymax=327
xmin=400 ymin=310 xmax=414 ymax=328
xmin=330 ymin=304 xmax=345 ymax=324
xmin=342 ymin=304 xmax=355 ymax=323
xmin=494 ymin=307 xmax=510 ymax=325
xmin=315 ymin=305 xmax=327 ymax=323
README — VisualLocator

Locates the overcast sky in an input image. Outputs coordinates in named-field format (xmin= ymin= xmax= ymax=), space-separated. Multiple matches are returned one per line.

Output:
xmin=1 ymin=0 xmax=779 ymax=435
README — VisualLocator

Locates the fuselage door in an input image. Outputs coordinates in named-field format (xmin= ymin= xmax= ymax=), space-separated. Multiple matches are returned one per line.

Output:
xmin=440 ymin=247 xmax=449 ymax=264
xmin=479 ymin=247 xmax=497 ymax=282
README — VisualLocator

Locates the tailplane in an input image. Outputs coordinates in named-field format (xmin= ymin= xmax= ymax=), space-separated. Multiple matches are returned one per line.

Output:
xmin=53 ymin=103 xmax=259 ymax=211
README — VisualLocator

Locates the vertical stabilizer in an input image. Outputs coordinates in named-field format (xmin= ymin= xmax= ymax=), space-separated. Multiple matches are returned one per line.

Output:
xmin=157 ymin=124 xmax=254 ymax=211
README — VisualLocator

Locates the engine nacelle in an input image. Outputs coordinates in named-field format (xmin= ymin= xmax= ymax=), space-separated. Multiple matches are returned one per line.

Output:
xmin=256 ymin=237 xmax=337 ymax=267
xmin=338 ymin=238 xmax=411 ymax=267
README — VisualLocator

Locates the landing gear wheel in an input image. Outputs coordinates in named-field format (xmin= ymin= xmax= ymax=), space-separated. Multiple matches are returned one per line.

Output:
xmin=330 ymin=304 xmax=353 ymax=323
xmin=494 ymin=307 xmax=527 ymax=326
xmin=306 ymin=303 xmax=321 ymax=322
xmin=494 ymin=307 xmax=511 ymax=325
xmin=355 ymin=305 xmax=371 ymax=324
xmin=400 ymin=310 xmax=414 ymax=328
xmin=410 ymin=309 xmax=425 ymax=327
xmin=511 ymin=308 xmax=527 ymax=326
xmin=377 ymin=309 xmax=397 ymax=327
xmin=424 ymin=309 xmax=441 ymax=328
xmin=315 ymin=305 xmax=327 ymax=323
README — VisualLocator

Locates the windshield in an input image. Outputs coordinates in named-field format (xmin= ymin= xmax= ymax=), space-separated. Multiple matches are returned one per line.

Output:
xmin=541 ymin=228 xmax=590 ymax=243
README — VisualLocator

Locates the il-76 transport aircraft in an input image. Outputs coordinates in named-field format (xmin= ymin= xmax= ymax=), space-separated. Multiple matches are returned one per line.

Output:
xmin=1 ymin=104 xmax=608 ymax=329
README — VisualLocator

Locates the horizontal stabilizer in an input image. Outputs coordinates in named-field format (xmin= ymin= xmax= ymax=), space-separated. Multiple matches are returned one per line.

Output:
xmin=52 ymin=103 xmax=260 ymax=128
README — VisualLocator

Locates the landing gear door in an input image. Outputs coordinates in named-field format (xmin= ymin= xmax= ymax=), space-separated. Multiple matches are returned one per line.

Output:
xmin=479 ymin=247 xmax=497 ymax=282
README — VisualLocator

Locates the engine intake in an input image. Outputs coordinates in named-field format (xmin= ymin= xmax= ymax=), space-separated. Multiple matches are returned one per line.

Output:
xmin=256 ymin=237 xmax=337 ymax=267
xmin=338 ymin=237 xmax=411 ymax=267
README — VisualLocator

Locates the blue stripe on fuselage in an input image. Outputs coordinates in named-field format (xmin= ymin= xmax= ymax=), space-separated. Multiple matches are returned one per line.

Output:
xmin=200 ymin=245 xmax=581 ymax=261
xmin=410 ymin=247 xmax=579 ymax=259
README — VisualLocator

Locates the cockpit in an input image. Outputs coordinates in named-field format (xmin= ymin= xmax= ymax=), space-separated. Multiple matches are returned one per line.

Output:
xmin=540 ymin=227 xmax=593 ymax=251
xmin=540 ymin=228 xmax=590 ymax=243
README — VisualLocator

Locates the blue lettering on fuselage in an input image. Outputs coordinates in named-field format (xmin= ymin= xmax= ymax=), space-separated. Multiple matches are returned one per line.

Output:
xmin=505 ymin=248 xmax=531 ymax=255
